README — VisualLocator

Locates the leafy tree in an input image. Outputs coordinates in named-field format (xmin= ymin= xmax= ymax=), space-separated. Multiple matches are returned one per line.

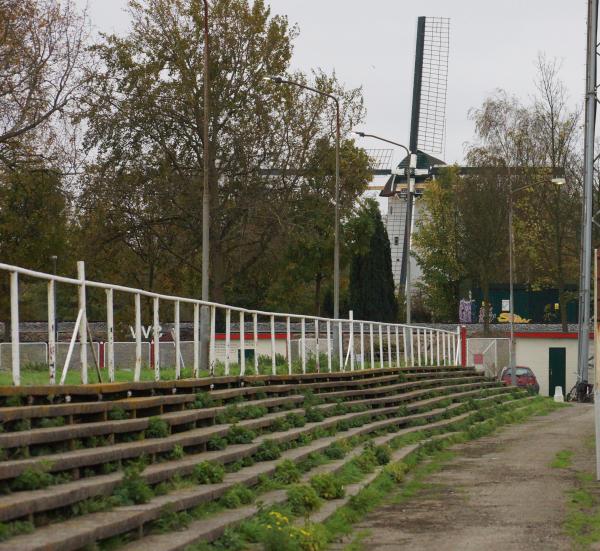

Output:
xmin=348 ymin=198 xmax=396 ymax=322
xmin=413 ymin=166 xmax=463 ymax=322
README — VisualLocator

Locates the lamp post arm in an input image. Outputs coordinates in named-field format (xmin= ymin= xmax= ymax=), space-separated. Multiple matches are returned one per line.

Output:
xmin=354 ymin=132 xmax=410 ymax=158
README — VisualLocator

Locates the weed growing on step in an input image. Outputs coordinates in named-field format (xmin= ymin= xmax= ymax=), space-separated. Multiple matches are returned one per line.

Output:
xmin=255 ymin=440 xmax=281 ymax=461
xmin=37 ymin=416 xmax=65 ymax=429
xmin=113 ymin=462 xmax=153 ymax=505
xmin=194 ymin=461 xmax=225 ymax=484
xmin=107 ymin=406 xmax=129 ymax=421
xmin=287 ymin=484 xmax=321 ymax=515
xmin=194 ymin=392 xmax=215 ymax=409
xmin=310 ymin=473 xmax=345 ymax=500
xmin=221 ymin=484 xmax=254 ymax=508
xmin=11 ymin=461 xmax=54 ymax=491
xmin=207 ymin=435 xmax=228 ymax=451
xmin=145 ymin=417 xmax=170 ymax=439
xmin=551 ymin=450 xmax=574 ymax=469
xmin=153 ymin=504 xmax=193 ymax=533
xmin=226 ymin=424 xmax=256 ymax=445
xmin=0 ymin=520 xmax=34 ymax=542
xmin=274 ymin=460 xmax=301 ymax=484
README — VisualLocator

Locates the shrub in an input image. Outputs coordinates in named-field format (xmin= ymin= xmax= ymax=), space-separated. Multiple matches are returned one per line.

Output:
xmin=193 ymin=461 xmax=225 ymax=484
xmin=154 ymin=505 xmax=192 ymax=532
xmin=373 ymin=444 xmax=392 ymax=465
xmin=194 ymin=392 xmax=215 ymax=409
xmin=207 ymin=436 xmax=228 ymax=451
xmin=354 ymin=448 xmax=378 ymax=473
xmin=239 ymin=405 xmax=267 ymax=420
xmin=227 ymin=424 xmax=256 ymax=445
xmin=107 ymin=406 xmax=129 ymax=421
xmin=37 ymin=416 xmax=65 ymax=429
xmin=384 ymin=462 xmax=407 ymax=483
xmin=0 ymin=520 xmax=34 ymax=542
xmin=221 ymin=484 xmax=254 ymax=508
xmin=324 ymin=441 xmax=346 ymax=460
xmin=12 ymin=463 xmax=54 ymax=491
xmin=301 ymin=390 xmax=322 ymax=407
xmin=170 ymin=444 xmax=185 ymax=460
xmin=113 ymin=463 xmax=153 ymax=505
xmin=285 ymin=412 xmax=306 ymax=428
xmin=274 ymin=460 xmax=301 ymax=484
xmin=13 ymin=419 xmax=31 ymax=432
xmin=287 ymin=484 xmax=321 ymax=515
xmin=255 ymin=440 xmax=281 ymax=461
xmin=5 ymin=395 xmax=24 ymax=408
xmin=271 ymin=417 xmax=291 ymax=432
xmin=310 ymin=473 xmax=344 ymax=500
xmin=305 ymin=408 xmax=324 ymax=423
xmin=145 ymin=417 xmax=170 ymax=439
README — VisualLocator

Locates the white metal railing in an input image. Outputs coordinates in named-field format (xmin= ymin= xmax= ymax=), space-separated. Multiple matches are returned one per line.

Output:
xmin=0 ymin=261 xmax=462 ymax=385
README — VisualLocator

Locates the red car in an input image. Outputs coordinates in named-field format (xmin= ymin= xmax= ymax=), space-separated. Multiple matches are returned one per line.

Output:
xmin=499 ymin=366 xmax=539 ymax=394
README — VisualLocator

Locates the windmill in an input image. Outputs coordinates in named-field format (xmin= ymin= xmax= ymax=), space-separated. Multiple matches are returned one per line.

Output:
xmin=364 ymin=17 xmax=450 ymax=299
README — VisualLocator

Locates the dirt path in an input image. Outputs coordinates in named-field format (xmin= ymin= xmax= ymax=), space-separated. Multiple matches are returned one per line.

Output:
xmin=334 ymin=403 xmax=595 ymax=551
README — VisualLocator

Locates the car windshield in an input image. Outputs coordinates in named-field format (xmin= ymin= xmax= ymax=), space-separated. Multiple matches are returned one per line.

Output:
xmin=501 ymin=367 xmax=532 ymax=377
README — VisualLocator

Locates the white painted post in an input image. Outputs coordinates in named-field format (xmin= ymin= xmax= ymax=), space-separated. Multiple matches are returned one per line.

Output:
xmin=10 ymin=272 xmax=20 ymax=385
xmin=174 ymin=300 xmax=181 ymax=379
xmin=77 ymin=262 xmax=88 ymax=384
xmin=239 ymin=311 xmax=245 ymax=376
xmin=403 ymin=327 xmax=408 ymax=367
xmin=106 ymin=289 xmax=114 ymax=382
xmin=417 ymin=328 xmax=422 ymax=366
xmin=410 ymin=328 xmax=415 ymax=367
xmin=423 ymin=328 xmax=428 ymax=365
xmin=134 ymin=293 xmax=142 ymax=382
xmin=338 ymin=320 xmax=343 ymax=370
xmin=430 ymin=330 xmax=435 ymax=365
xmin=360 ymin=322 xmax=365 ymax=370
xmin=314 ymin=319 xmax=320 ymax=372
xmin=370 ymin=323 xmax=375 ymax=369
xmin=395 ymin=326 xmax=400 ymax=368
xmin=286 ymin=316 xmax=292 ymax=374
xmin=326 ymin=320 xmax=332 ymax=372
xmin=253 ymin=313 xmax=259 ymax=373
xmin=270 ymin=315 xmax=276 ymax=375
xmin=349 ymin=311 xmax=354 ymax=371
xmin=209 ymin=306 xmax=216 ymax=373
xmin=378 ymin=324 xmax=384 ymax=369
xmin=48 ymin=280 xmax=56 ymax=385
xmin=436 ymin=331 xmax=440 ymax=366
xmin=225 ymin=308 xmax=231 ymax=376
xmin=301 ymin=317 xmax=306 ymax=374
xmin=193 ymin=303 xmax=199 ymax=377
xmin=387 ymin=325 xmax=392 ymax=367
xmin=153 ymin=297 xmax=160 ymax=381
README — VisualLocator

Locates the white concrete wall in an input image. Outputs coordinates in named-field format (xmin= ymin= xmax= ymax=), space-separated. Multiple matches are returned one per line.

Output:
xmin=514 ymin=338 xmax=590 ymax=397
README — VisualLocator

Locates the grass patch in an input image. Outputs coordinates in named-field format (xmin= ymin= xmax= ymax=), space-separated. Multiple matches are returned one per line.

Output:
xmin=551 ymin=449 xmax=574 ymax=469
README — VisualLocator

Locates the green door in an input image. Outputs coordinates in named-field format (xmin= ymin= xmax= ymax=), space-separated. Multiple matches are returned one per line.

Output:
xmin=548 ymin=347 xmax=566 ymax=397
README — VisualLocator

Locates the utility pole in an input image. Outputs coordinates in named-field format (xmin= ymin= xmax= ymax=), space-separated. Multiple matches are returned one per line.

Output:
xmin=577 ymin=0 xmax=598 ymax=396
xmin=199 ymin=0 xmax=210 ymax=373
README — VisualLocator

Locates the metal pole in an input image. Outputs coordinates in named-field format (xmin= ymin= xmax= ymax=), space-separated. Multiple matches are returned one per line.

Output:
xmin=200 ymin=0 xmax=211 ymax=372
xmin=509 ymin=192 xmax=516 ymax=386
xmin=594 ymin=249 xmax=600 ymax=479
xmin=334 ymin=101 xmax=340 ymax=322
xmin=578 ymin=0 xmax=598 ymax=388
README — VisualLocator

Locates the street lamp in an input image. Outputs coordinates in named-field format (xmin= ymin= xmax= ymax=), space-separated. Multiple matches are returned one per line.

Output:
xmin=265 ymin=76 xmax=341 ymax=321
xmin=353 ymin=132 xmax=414 ymax=324
xmin=508 ymin=175 xmax=564 ymax=386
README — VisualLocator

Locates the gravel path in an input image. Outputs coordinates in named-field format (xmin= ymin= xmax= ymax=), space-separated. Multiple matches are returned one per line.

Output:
xmin=333 ymin=403 xmax=594 ymax=551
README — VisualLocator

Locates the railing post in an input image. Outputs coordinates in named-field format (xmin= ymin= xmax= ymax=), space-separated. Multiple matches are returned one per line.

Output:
xmin=77 ymin=261 xmax=88 ymax=384
xmin=209 ymin=306 xmax=216 ymax=373
xmin=349 ymin=311 xmax=354 ymax=371
xmin=403 ymin=327 xmax=408 ymax=367
xmin=360 ymin=322 xmax=365 ymax=370
xmin=286 ymin=316 xmax=292 ymax=374
xmin=10 ymin=272 xmax=20 ymax=386
xmin=253 ymin=313 xmax=259 ymax=373
xmin=174 ymin=300 xmax=181 ymax=379
xmin=386 ymin=325 xmax=392 ymax=367
xmin=370 ymin=323 xmax=375 ymax=369
xmin=153 ymin=296 xmax=160 ymax=381
xmin=436 ymin=330 xmax=440 ymax=366
xmin=409 ymin=327 xmax=415 ymax=366
xmin=225 ymin=308 xmax=231 ymax=376
xmin=326 ymin=320 xmax=332 ymax=372
xmin=423 ymin=328 xmax=428 ymax=366
xmin=338 ymin=320 xmax=343 ymax=370
xmin=378 ymin=324 xmax=384 ymax=369
xmin=270 ymin=314 xmax=276 ymax=375
xmin=301 ymin=317 xmax=306 ymax=374
xmin=239 ymin=311 xmax=245 ymax=376
xmin=395 ymin=326 xmax=400 ymax=368
xmin=106 ymin=289 xmax=115 ymax=382
xmin=314 ymin=319 xmax=320 ymax=372
xmin=48 ymin=280 xmax=56 ymax=385
xmin=134 ymin=293 xmax=142 ymax=382
xmin=193 ymin=303 xmax=199 ymax=377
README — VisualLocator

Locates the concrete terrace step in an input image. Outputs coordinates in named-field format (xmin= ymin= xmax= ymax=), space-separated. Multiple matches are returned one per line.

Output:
xmin=0 ymin=388 xmax=516 ymax=524
xmin=0 ymin=380 xmax=501 ymax=481
xmin=0 ymin=390 xmax=520 ymax=551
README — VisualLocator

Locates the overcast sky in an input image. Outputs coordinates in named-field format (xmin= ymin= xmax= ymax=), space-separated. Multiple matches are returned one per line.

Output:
xmin=76 ymin=0 xmax=589 ymax=167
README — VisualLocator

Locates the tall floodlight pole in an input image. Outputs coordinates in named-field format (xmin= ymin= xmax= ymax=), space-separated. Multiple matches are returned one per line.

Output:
xmin=265 ymin=77 xmax=341 ymax=321
xmin=353 ymin=131 xmax=412 ymax=323
xmin=199 ymin=0 xmax=210 ymax=372
xmin=577 ymin=0 xmax=598 ymax=395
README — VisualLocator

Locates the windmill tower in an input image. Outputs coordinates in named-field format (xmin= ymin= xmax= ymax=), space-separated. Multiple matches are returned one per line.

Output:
xmin=383 ymin=17 xmax=450 ymax=291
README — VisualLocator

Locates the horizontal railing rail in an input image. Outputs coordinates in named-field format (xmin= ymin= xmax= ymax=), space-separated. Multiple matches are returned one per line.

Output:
xmin=0 ymin=261 xmax=462 ymax=385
